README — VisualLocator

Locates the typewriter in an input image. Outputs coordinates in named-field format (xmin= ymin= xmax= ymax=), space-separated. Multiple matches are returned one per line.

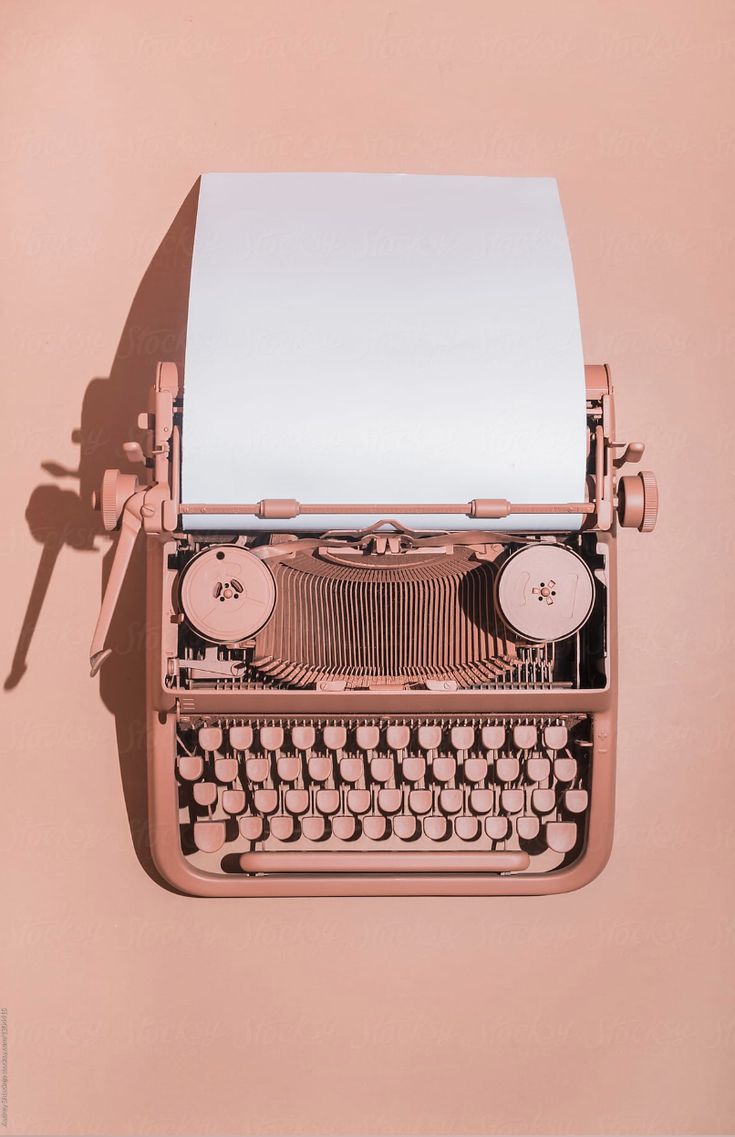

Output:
xmin=89 ymin=357 xmax=657 ymax=896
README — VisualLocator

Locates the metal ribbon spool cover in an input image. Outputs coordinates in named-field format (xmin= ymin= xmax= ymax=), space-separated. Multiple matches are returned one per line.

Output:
xmin=180 ymin=546 xmax=276 ymax=643
xmin=496 ymin=544 xmax=595 ymax=643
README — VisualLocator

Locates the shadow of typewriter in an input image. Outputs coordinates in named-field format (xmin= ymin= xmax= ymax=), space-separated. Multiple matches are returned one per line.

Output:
xmin=6 ymin=181 xmax=200 ymax=888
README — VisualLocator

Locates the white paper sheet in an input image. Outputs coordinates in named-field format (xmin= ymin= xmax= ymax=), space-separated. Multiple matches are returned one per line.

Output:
xmin=181 ymin=173 xmax=587 ymax=530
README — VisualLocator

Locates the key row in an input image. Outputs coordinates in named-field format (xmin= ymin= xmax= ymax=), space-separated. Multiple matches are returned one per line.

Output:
xmin=189 ymin=783 xmax=588 ymax=819
xmin=177 ymin=751 xmax=581 ymax=787
xmin=191 ymin=721 xmax=572 ymax=755
xmin=191 ymin=814 xmax=580 ymax=854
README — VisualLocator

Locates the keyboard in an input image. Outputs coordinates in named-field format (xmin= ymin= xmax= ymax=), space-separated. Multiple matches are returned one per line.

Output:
xmin=177 ymin=715 xmax=591 ymax=876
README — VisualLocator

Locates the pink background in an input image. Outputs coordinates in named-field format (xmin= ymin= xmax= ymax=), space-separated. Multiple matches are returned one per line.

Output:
xmin=2 ymin=2 xmax=734 ymax=1134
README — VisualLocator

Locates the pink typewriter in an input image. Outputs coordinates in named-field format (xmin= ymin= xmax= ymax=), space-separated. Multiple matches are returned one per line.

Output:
xmin=89 ymin=175 xmax=658 ymax=896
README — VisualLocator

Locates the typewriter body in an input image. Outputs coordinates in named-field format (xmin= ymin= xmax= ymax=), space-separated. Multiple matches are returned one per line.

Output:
xmin=90 ymin=360 xmax=657 ymax=896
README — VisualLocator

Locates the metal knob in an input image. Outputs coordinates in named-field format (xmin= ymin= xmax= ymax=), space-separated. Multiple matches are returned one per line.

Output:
xmin=93 ymin=469 xmax=142 ymax=532
xmin=617 ymin=470 xmax=658 ymax=532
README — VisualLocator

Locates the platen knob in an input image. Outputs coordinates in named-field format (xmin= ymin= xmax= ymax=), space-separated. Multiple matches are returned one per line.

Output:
xmin=617 ymin=470 xmax=659 ymax=532
xmin=93 ymin=469 xmax=142 ymax=532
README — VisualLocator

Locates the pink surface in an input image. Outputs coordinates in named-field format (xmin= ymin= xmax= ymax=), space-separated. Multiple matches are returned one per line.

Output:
xmin=1 ymin=1 xmax=733 ymax=1134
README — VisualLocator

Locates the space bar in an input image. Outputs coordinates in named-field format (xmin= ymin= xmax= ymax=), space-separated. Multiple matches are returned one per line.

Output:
xmin=239 ymin=850 xmax=530 ymax=874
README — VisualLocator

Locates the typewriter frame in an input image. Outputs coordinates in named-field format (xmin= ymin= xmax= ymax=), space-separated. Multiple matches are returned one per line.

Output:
xmin=92 ymin=362 xmax=656 ymax=896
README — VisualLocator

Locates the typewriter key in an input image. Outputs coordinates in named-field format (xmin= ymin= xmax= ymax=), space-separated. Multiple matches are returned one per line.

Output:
xmin=495 ymin=544 xmax=595 ymax=643
xmin=456 ymin=817 xmax=480 ymax=841
xmin=179 ymin=545 xmax=276 ymax=643
xmin=545 ymin=822 xmax=578 ymax=854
